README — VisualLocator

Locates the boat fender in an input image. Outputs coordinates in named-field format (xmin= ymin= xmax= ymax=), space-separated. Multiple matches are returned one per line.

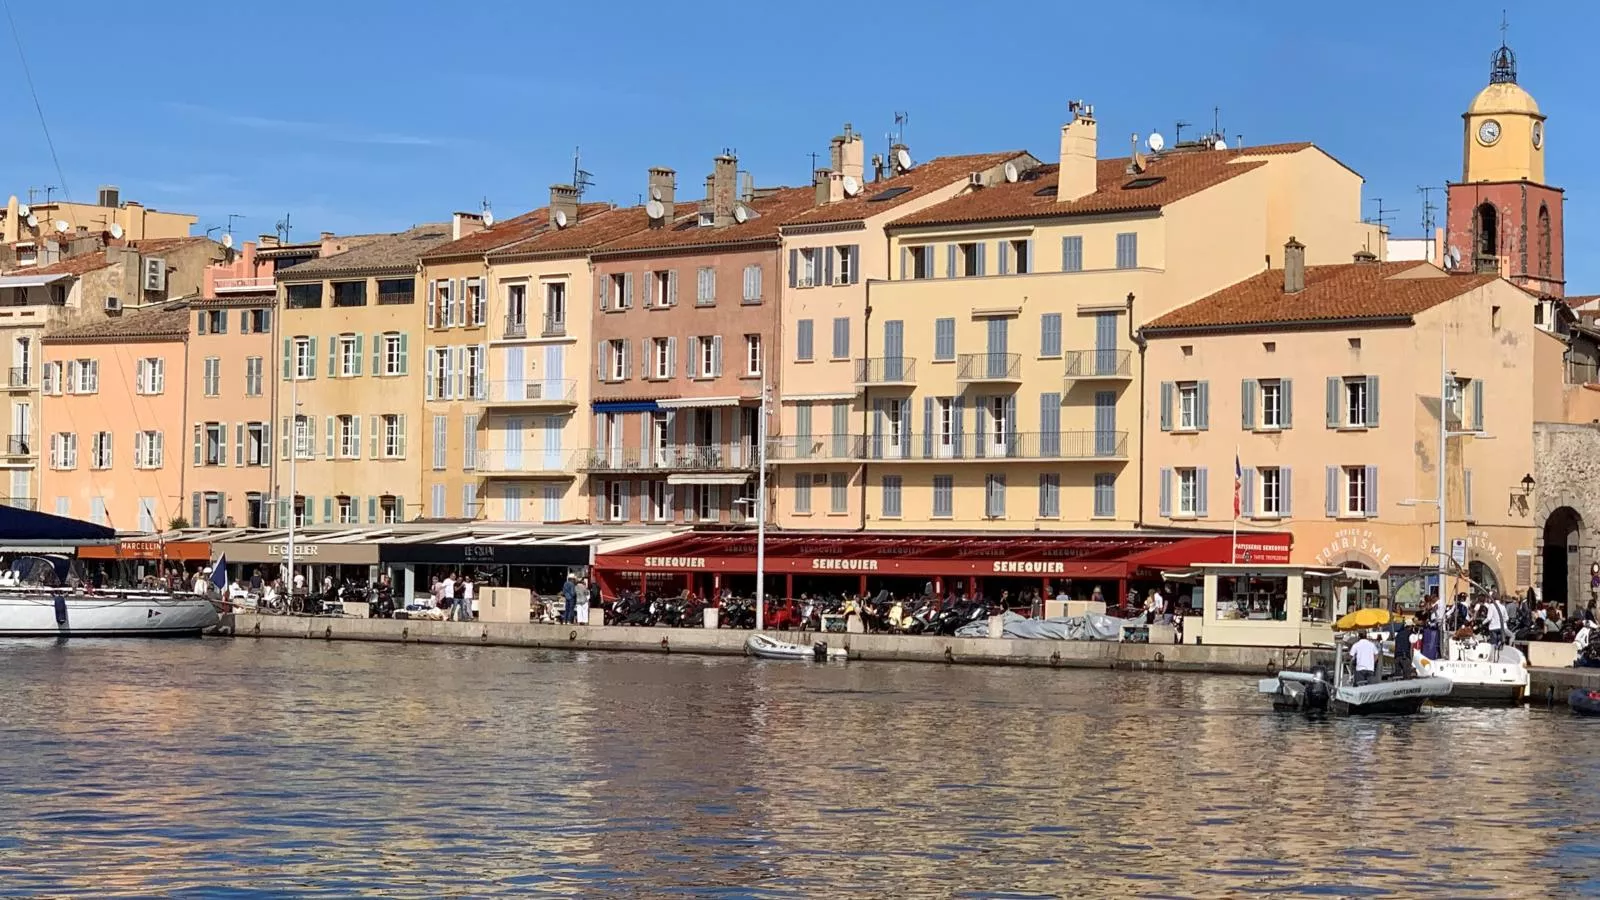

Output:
xmin=660 ymin=636 xmax=670 ymax=652
xmin=53 ymin=594 xmax=67 ymax=626
xmin=569 ymin=629 xmax=578 ymax=641
xmin=324 ymin=625 xmax=333 ymax=640
xmin=480 ymin=628 xmax=489 ymax=642
xmin=401 ymin=627 xmax=410 ymax=643
xmin=944 ymin=646 xmax=954 ymax=663
xmin=1050 ymin=650 xmax=1061 ymax=667
xmin=1305 ymin=679 xmax=1330 ymax=711
xmin=813 ymin=641 xmax=827 ymax=661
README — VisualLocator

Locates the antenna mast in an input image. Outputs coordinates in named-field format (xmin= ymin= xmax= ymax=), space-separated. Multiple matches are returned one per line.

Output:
xmin=572 ymin=147 xmax=594 ymax=200
xmin=275 ymin=213 xmax=292 ymax=244
xmin=1174 ymin=120 xmax=1191 ymax=145
xmin=1364 ymin=197 xmax=1394 ymax=230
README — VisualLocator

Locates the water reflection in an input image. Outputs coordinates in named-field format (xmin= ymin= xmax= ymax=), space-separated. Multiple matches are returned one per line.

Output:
xmin=0 ymin=638 xmax=1594 ymax=896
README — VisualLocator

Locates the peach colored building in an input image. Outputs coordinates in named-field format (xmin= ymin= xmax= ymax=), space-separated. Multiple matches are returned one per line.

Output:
xmin=40 ymin=306 xmax=191 ymax=531
xmin=1143 ymin=255 xmax=1538 ymax=606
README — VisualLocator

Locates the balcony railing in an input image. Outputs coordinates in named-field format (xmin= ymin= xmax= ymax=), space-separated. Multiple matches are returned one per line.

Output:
xmin=7 ymin=367 xmax=29 ymax=388
xmin=865 ymin=430 xmax=1128 ymax=461
xmin=484 ymin=379 xmax=578 ymax=406
xmin=475 ymin=449 xmax=579 ymax=476
xmin=854 ymin=356 xmax=917 ymax=386
xmin=768 ymin=434 xmax=866 ymax=461
xmin=0 ymin=497 xmax=36 ymax=511
xmin=504 ymin=314 xmax=527 ymax=339
xmin=1064 ymin=349 xmax=1133 ymax=380
xmin=543 ymin=313 xmax=566 ymax=337
xmin=6 ymin=434 xmax=30 ymax=455
xmin=578 ymin=442 xmax=757 ymax=473
xmin=213 ymin=276 xmax=275 ymax=292
xmin=956 ymin=352 xmax=1022 ymax=383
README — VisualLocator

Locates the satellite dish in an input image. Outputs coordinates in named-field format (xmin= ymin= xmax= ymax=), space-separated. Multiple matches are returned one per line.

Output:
xmin=841 ymin=175 xmax=861 ymax=197
xmin=553 ymin=209 xmax=568 ymax=228
xmin=482 ymin=208 xmax=495 ymax=227
xmin=109 ymin=223 xmax=124 ymax=240
xmin=732 ymin=203 xmax=750 ymax=224
xmin=1213 ymin=139 xmax=1229 ymax=151
xmin=25 ymin=213 xmax=38 ymax=228
xmin=222 ymin=233 xmax=234 ymax=249
xmin=54 ymin=220 xmax=69 ymax=234
xmin=1003 ymin=162 xmax=1019 ymax=183
xmin=1445 ymin=246 xmax=1462 ymax=270
xmin=1146 ymin=132 xmax=1166 ymax=153
xmin=895 ymin=148 xmax=912 ymax=171
xmin=650 ymin=186 xmax=663 ymax=201
xmin=16 ymin=204 xmax=28 ymax=217
xmin=646 ymin=199 xmax=665 ymax=219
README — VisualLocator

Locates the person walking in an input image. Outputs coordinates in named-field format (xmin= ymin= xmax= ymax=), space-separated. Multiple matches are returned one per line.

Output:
xmin=576 ymin=578 xmax=591 ymax=625
xmin=561 ymin=573 xmax=578 ymax=625
xmin=1392 ymin=617 xmax=1416 ymax=678
xmin=451 ymin=574 xmax=467 ymax=622
xmin=460 ymin=574 xmax=475 ymax=622
xmin=1349 ymin=632 xmax=1381 ymax=685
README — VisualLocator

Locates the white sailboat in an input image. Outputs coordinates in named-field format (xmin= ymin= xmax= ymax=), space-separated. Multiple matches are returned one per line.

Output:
xmin=0 ymin=557 xmax=219 ymax=637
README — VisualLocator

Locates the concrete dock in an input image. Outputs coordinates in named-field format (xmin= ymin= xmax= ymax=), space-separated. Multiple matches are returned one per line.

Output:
xmin=222 ymin=613 xmax=1307 ymax=675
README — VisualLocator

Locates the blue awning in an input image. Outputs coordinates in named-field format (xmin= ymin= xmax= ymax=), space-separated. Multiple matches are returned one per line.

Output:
xmin=0 ymin=505 xmax=116 ymax=545
xmin=593 ymin=400 xmax=660 ymax=413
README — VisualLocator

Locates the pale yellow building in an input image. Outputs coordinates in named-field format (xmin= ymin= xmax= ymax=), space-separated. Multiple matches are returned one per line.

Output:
xmin=2 ymin=187 xmax=194 ymax=264
xmin=273 ymin=226 xmax=449 ymax=527
xmin=795 ymin=105 xmax=1377 ymax=532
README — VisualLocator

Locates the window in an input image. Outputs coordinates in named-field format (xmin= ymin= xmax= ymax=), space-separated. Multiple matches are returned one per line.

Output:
xmin=909 ymin=245 xmax=933 ymax=279
xmin=957 ymin=242 xmax=982 ymax=276
xmin=432 ymin=415 xmax=447 ymax=470
xmin=382 ymin=414 xmax=403 ymax=458
xmin=337 ymin=415 xmax=359 ymax=458
xmin=502 ymin=284 xmax=528 ymax=336
xmin=242 ymin=308 xmax=271 ymax=333
xmin=203 ymin=357 xmax=221 ymax=397
xmin=1178 ymin=383 xmax=1198 ymax=430
xmin=91 ymin=497 xmax=107 ymax=525
xmin=430 ymin=484 xmax=447 ymax=518
xmin=1040 ymin=313 xmax=1062 ymax=358
xmin=293 ymin=337 xmax=314 ymax=379
xmin=796 ymin=319 xmax=814 ymax=361
xmin=245 ymin=422 xmax=269 ymax=466
xmin=881 ymin=475 xmax=903 ymax=518
xmin=608 ymin=273 xmax=629 ymax=310
xmin=1093 ymin=473 xmax=1115 ymax=518
xmin=1177 ymin=468 xmax=1198 ymax=515
xmin=1446 ymin=377 xmax=1470 ymax=430
xmin=742 ymin=265 xmax=763 ymax=303
xmin=1260 ymin=380 xmax=1283 ymax=429
xmin=462 ymin=483 xmax=480 ymax=519
xmin=745 ymin=334 xmax=762 ymax=377
xmin=434 ymin=280 xmax=453 ymax=326
xmin=1115 ymin=232 xmax=1138 ymax=269
xmin=1061 ymin=235 xmax=1083 ymax=272
xmin=244 ymin=356 xmax=263 ymax=396
xmin=542 ymin=485 xmax=561 ymax=523
xmin=1007 ymin=238 xmax=1031 ymax=274
xmin=293 ymin=415 xmax=313 ymax=459
xmin=984 ymin=473 xmax=1007 ymax=518
xmin=653 ymin=337 xmax=671 ymax=380
xmin=430 ymin=347 xmax=450 ymax=397
xmin=338 ymin=334 xmax=361 ymax=377
xmin=332 ymin=280 xmax=367 ymax=307
xmin=835 ymin=245 xmax=855 ymax=285
xmin=48 ymin=432 xmax=76 ymax=469
xmin=135 ymin=357 xmax=164 ymax=395
xmin=1037 ymin=473 xmax=1061 ymax=518
xmin=382 ymin=333 xmax=405 ymax=376
xmin=377 ymin=278 xmax=414 ymax=305
xmin=1345 ymin=465 xmax=1367 ymax=516
xmin=798 ymin=249 xmax=818 ymax=288
xmin=195 ymin=422 xmax=225 ymax=466
xmin=832 ymin=317 xmax=850 ymax=360
xmin=830 ymin=472 xmax=848 ymax=514
xmin=608 ymin=339 xmax=626 ymax=382
xmin=465 ymin=345 xmax=483 ymax=398
xmin=696 ymin=267 xmax=716 ymax=306
xmin=285 ymin=283 xmax=322 ymax=309
xmin=536 ymin=282 xmax=564 ymax=334
xmin=1259 ymin=467 xmax=1282 ymax=517
xmin=379 ymin=495 xmax=400 ymax=524
xmin=934 ymin=318 xmax=955 ymax=362
xmin=138 ymin=498 xmax=157 ymax=533
xmin=793 ymin=472 xmax=812 ymax=514
xmin=651 ymin=270 xmax=674 ymax=308
xmin=90 ymin=431 xmax=112 ymax=469
xmin=606 ymin=481 xmax=625 ymax=522
xmin=69 ymin=359 xmax=97 ymax=394
xmin=41 ymin=361 xmax=60 ymax=395
xmin=330 ymin=495 xmax=354 ymax=525
xmin=1345 ymin=378 xmax=1368 ymax=428
xmin=470 ymin=279 xmax=486 ymax=326
xmin=200 ymin=310 xmax=227 ymax=334
xmin=134 ymin=430 xmax=163 ymax=469
xmin=933 ymin=475 xmax=954 ymax=518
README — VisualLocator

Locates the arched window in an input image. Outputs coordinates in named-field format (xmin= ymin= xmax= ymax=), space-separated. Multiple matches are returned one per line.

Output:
xmin=1538 ymin=203 xmax=1552 ymax=277
xmin=1476 ymin=202 xmax=1499 ymax=261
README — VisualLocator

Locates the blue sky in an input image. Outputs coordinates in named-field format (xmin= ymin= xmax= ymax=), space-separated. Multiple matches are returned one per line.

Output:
xmin=1 ymin=1 xmax=1592 ymax=284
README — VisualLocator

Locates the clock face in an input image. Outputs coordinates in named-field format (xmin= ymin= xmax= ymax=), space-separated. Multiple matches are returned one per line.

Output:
xmin=1533 ymin=121 xmax=1544 ymax=149
xmin=1478 ymin=119 xmax=1502 ymax=146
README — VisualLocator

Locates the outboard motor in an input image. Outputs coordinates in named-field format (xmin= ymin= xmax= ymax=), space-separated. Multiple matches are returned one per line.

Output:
xmin=813 ymin=641 xmax=828 ymax=661
xmin=1304 ymin=665 xmax=1332 ymax=712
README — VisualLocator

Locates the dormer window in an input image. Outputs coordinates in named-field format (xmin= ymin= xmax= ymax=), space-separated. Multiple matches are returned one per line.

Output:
xmin=698 ymin=212 xmax=714 ymax=227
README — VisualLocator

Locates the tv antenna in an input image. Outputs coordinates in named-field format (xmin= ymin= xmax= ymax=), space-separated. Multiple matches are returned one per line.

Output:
xmin=1212 ymin=106 xmax=1224 ymax=140
xmin=275 ymin=213 xmax=292 ymax=244
xmin=892 ymin=111 xmax=909 ymax=145
xmin=1174 ymin=120 xmax=1191 ymax=145
xmin=1364 ymin=197 xmax=1394 ymax=230
xmin=1417 ymin=185 xmax=1439 ymax=237
xmin=572 ymin=147 xmax=594 ymax=200
xmin=226 ymin=213 xmax=243 ymax=242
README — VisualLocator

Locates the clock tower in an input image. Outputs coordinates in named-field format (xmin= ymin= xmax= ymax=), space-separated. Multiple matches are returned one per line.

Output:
xmin=1445 ymin=38 xmax=1564 ymax=297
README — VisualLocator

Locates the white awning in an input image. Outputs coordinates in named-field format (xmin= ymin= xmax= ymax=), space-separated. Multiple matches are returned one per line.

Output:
xmin=0 ymin=274 xmax=67 ymax=289
xmin=667 ymin=473 xmax=751 ymax=485
xmin=782 ymin=392 xmax=858 ymax=403
xmin=657 ymin=396 xmax=745 ymax=409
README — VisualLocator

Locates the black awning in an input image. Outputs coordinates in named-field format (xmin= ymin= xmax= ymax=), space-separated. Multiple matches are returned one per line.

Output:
xmin=0 ymin=505 xmax=116 ymax=545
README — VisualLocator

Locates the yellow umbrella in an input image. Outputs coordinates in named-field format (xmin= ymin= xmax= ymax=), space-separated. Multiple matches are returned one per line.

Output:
xmin=1334 ymin=607 xmax=1393 ymax=631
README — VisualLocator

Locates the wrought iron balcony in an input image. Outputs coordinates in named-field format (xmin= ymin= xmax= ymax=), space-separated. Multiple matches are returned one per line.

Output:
xmin=8 ymin=367 xmax=29 ymax=388
xmin=484 ymin=378 xmax=578 ymax=408
xmin=6 ymin=434 xmax=31 ymax=456
xmin=503 ymin=314 xmax=527 ymax=339
xmin=866 ymin=430 xmax=1128 ymax=461
xmin=543 ymin=313 xmax=566 ymax=337
xmin=853 ymin=356 xmax=917 ymax=386
xmin=767 ymin=434 xmax=866 ymax=462
xmin=577 ymin=442 xmax=757 ymax=473
xmin=1063 ymin=349 xmax=1133 ymax=381
xmin=956 ymin=352 xmax=1022 ymax=383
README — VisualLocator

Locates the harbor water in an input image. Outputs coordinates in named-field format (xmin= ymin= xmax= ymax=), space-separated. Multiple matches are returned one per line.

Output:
xmin=0 ymin=638 xmax=1596 ymax=897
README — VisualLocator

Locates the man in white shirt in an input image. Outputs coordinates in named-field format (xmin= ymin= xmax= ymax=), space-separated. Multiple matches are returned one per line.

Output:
xmin=1349 ymin=633 xmax=1380 ymax=685
xmin=461 ymin=575 xmax=476 ymax=620
xmin=440 ymin=572 xmax=458 ymax=619
xmin=1152 ymin=589 xmax=1168 ymax=624
xmin=1484 ymin=596 xmax=1510 ymax=651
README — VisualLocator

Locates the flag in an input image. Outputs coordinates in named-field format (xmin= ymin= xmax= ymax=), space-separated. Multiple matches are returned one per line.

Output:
xmin=210 ymin=554 xmax=229 ymax=591
xmin=1233 ymin=452 xmax=1242 ymax=518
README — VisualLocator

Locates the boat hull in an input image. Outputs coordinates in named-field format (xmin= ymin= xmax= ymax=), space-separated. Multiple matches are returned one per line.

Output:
xmin=1418 ymin=647 xmax=1530 ymax=705
xmin=1568 ymin=689 xmax=1600 ymax=716
xmin=1260 ymin=672 xmax=1452 ymax=716
xmin=744 ymin=633 xmax=847 ymax=661
xmin=0 ymin=592 xmax=220 ymax=637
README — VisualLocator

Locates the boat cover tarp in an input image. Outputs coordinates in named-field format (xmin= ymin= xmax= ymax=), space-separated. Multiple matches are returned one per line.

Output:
xmin=0 ymin=505 xmax=115 ymax=545
xmin=955 ymin=610 xmax=1133 ymax=641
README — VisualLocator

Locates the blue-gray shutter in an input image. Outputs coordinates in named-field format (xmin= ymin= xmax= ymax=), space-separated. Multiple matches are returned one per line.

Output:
xmin=1366 ymin=375 xmax=1380 ymax=427
xmin=1281 ymin=467 xmax=1293 ymax=516
xmin=833 ymin=317 xmax=849 ymax=359
xmin=975 ymin=242 xmax=986 ymax=276
xmin=974 ymin=394 xmax=988 ymax=459
xmin=1196 ymin=380 xmax=1210 ymax=431
xmin=1158 ymin=468 xmax=1172 ymax=517
xmin=1241 ymin=379 xmax=1257 ymax=430
xmin=923 ymin=397 xmax=934 ymax=458
xmin=998 ymin=241 xmax=1010 ymax=275
xmin=1473 ymin=379 xmax=1484 ymax=431
xmin=900 ymin=247 xmax=910 ymax=280
xmin=1094 ymin=390 xmax=1116 ymax=456
xmin=1326 ymin=377 xmax=1341 ymax=428
xmin=848 ymin=245 xmax=861 ymax=284
xmin=1325 ymin=466 xmax=1339 ymax=517
xmin=822 ymin=247 xmax=834 ymax=287
xmin=1041 ymin=313 xmax=1062 ymax=357
xmin=797 ymin=319 xmax=813 ymax=361
xmin=1159 ymin=382 xmax=1173 ymax=431
xmin=946 ymin=244 xmax=957 ymax=278
xmin=1003 ymin=395 xmax=1017 ymax=456
xmin=1040 ymin=392 xmax=1061 ymax=457
xmin=788 ymin=249 xmax=799 ymax=289
xmin=1196 ymin=467 xmax=1209 ymax=517
xmin=1282 ymin=378 xmax=1294 ymax=428
xmin=872 ymin=399 xmax=884 ymax=459
xmin=1241 ymin=467 xmax=1256 ymax=518
xmin=952 ymin=396 xmax=965 ymax=459
xmin=1365 ymin=465 xmax=1379 ymax=517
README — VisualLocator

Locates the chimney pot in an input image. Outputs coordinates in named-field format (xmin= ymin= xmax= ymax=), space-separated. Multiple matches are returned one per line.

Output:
xmin=712 ymin=154 xmax=737 ymax=227
xmin=814 ymin=168 xmax=831 ymax=207
xmin=646 ymin=167 xmax=676 ymax=227
xmin=549 ymin=184 xmax=580 ymax=228
xmin=1353 ymin=249 xmax=1379 ymax=264
xmin=1283 ymin=236 xmax=1306 ymax=293
xmin=1057 ymin=107 xmax=1098 ymax=202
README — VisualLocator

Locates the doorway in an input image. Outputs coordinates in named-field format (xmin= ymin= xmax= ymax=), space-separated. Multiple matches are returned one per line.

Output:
xmin=1543 ymin=506 xmax=1582 ymax=613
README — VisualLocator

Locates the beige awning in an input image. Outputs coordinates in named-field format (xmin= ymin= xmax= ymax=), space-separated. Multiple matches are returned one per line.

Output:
xmin=666 ymin=473 xmax=751 ymax=486
xmin=657 ymin=396 xmax=745 ymax=409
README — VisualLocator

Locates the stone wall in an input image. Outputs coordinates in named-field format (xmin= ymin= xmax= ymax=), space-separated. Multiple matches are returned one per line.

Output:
xmin=1533 ymin=423 xmax=1600 ymax=607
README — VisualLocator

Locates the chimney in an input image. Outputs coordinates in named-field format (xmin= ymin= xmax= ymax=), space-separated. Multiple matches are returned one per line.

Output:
xmin=871 ymin=154 xmax=886 ymax=183
xmin=712 ymin=154 xmax=737 ymax=227
xmin=451 ymin=211 xmax=485 ymax=241
xmin=1283 ymin=237 xmax=1306 ymax=293
xmin=1057 ymin=103 xmax=1097 ymax=202
xmin=1353 ymin=249 xmax=1379 ymax=264
xmin=829 ymin=124 xmax=866 ymax=202
xmin=97 ymin=185 xmax=120 ymax=208
xmin=814 ymin=168 xmax=831 ymax=206
xmin=890 ymin=142 xmax=912 ymax=175
xmin=548 ymin=183 xmax=580 ymax=227
xmin=829 ymin=135 xmax=845 ymax=173
xmin=645 ymin=167 xmax=676 ymax=227
xmin=258 ymin=233 xmax=279 ymax=248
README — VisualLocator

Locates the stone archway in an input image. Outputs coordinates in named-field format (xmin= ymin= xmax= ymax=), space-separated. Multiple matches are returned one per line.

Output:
xmin=1542 ymin=506 xmax=1584 ymax=612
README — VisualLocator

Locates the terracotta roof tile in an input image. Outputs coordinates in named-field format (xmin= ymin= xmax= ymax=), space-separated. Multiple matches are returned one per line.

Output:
xmin=420 ymin=203 xmax=612 ymax=260
xmin=10 ymin=252 xmax=116 ymax=278
xmin=1145 ymin=262 xmax=1499 ymax=332
xmin=44 ymin=305 xmax=191 ymax=344
xmin=283 ymin=224 xmax=453 ymax=278
xmin=127 ymin=236 xmax=215 ymax=255
xmin=594 ymin=186 xmax=816 ymax=256
xmin=487 ymin=206 xmax=656 ymax=259
xmin=782 ymin=151 xmax=1030 ymax=227
xmin=891 ymin=143 xmax=1317 ymax=230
